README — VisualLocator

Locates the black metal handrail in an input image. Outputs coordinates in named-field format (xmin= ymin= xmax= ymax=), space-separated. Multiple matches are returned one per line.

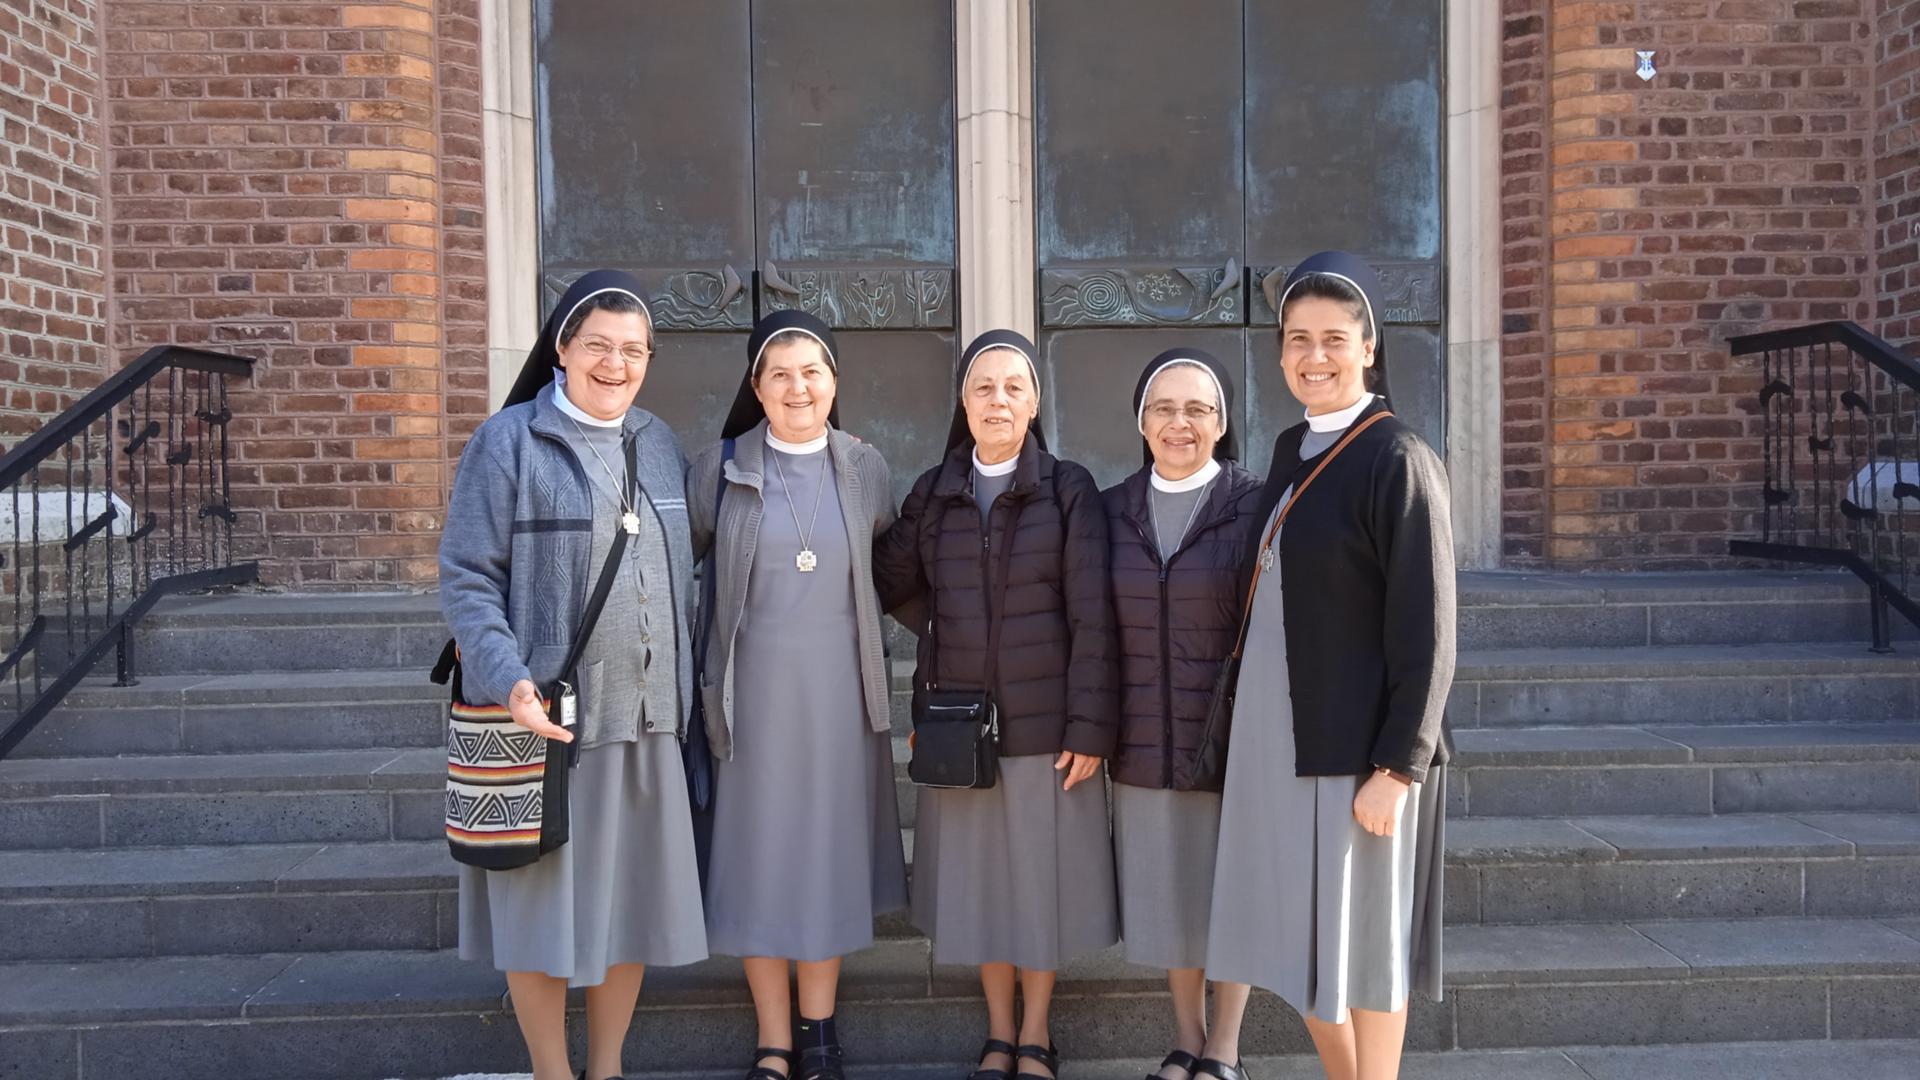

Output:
xmin=1728 ymin=320 xmax=1920 ymax=651
xmin=0 ymin=345 xmax=260 ymax=758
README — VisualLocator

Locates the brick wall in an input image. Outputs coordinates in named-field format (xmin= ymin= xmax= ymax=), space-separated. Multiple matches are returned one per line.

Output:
xmin=1502 ymin=0 xmax=1552 ymax=563
xmin=1875 ymin=0 xmax=1920 ymax=343
xmin=1526 ymin=0 xmax=1876 ymax=565
xmin=103 ymin=0 xmax=483 ymax=587
xmin=435 ymin=1 xmax=487 ymax=451
xmin=0 ymin=0 xmax=105 ymax=444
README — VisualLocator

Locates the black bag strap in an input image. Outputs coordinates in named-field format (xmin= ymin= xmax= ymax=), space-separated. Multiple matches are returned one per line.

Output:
xmin=927 ymin=478 xmax=1020 ymax=696
xmin=432 ymin=435 xmax=637 ymax=710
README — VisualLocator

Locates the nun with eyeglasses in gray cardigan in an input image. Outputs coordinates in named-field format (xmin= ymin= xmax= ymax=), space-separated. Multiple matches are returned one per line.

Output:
xmin=439 ymin=269 xmax=708 ymax=1080
xmin=686 ymin=310 xmax=909 ymax=1080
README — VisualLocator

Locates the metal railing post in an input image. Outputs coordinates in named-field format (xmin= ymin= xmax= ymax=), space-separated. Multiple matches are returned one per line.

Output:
xmin=114 ymin=619 xmax=139 ymax=687
xmin=1871 ymin=582 xmax=1894 ymax=654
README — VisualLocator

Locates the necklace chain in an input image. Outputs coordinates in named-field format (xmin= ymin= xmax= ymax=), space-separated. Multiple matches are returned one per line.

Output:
xmin=768 ymin=441 xmax=829 ymax=568
xmin=567 ymin=417 xmax=637 ymax=521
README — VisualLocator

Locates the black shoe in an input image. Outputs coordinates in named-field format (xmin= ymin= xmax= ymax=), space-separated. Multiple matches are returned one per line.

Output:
xmin=1194 ymin=1060 xmax=1249 ymax=1080
xmin=796 ymin=1014 xmax=846 ymax=1080
xmin=1014 ymin=1042 xmax=1060 ymax=1079
xmin=1147 ymin=1049 xmax=1200 ymax=1080
xmin=967 ymin=1038 xmax=1017 ymax=1080
xmin=745 ymin=1046 xmax=797 ymax=1080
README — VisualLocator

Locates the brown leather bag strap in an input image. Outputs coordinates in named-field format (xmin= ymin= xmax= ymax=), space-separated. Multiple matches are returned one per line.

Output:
xmin=1225 ymin=410 xmax=1393 ymax=661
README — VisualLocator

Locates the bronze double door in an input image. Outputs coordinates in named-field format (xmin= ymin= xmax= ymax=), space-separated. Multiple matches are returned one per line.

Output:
xmin=535 ymin=1 xmax=1445 ymax=494
xmin=535 ymin=0 xmax=960 ymax=502
xmin=1036 ymin=0 xmax=1446 ymax=483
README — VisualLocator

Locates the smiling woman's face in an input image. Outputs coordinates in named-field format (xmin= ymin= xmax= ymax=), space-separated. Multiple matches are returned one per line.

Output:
xmin=556 ymin=307 xmax=652 ymax=420
xmin=1280 ymin=294 xmax=1373 ymax=416
xmin=1141 ymin=364 xmax=1224 ymax=480
xmin=963 ymin=347 xmax=1038 ymax=462
xmin=753 ymin=334 xmax=837 ymax=443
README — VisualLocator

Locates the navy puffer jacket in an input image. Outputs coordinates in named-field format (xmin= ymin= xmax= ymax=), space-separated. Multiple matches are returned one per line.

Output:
xmin=874 ymin=438 xmax=1119 ymax=758
xmin=1103 ymin=462 xmax=1265 ymax=791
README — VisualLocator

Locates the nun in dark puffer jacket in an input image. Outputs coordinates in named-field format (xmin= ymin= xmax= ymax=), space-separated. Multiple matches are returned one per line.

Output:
xmin=873 ymin=330 xmax=1119 ymax=1080
xmin=1101 ymin=348 xmax=1265 ymax=1080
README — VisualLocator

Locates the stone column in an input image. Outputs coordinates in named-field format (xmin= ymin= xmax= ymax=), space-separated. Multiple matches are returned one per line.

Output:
xmin=480 ymin=0 xmax=539 ymax=408
xmin=1446 ymin=0 xmax=1505 ymax=568
xmin=955 ymin=0 xmax=1036 ymax=341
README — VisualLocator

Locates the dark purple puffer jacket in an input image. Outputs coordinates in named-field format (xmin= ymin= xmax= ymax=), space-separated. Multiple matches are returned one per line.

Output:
xmin=874 ymin=438 xmax=1119 ymax=758
xmin=1103 ymin=462 xmax=1265 ymax=791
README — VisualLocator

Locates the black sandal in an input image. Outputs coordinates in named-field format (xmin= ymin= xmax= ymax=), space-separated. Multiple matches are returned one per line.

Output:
xmin=967 ymin=1037 xmax=1018 ymax=1080
xmin=796 ymin=1015 xmax=846 ymax=1080
xmin=1194 ymin=1060 xmax=1249 ymax=1080
xmin=745 ymin=1046 xmax=797 ymax=1080
xmin=1147 ymin=1050 xmax=1200 ymax=1079
xmin=1015 ymin=1042 xmax=1061 ymax=1079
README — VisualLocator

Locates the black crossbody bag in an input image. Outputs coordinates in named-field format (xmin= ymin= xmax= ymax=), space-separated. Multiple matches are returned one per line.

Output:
xmin=907 ymin=496 xmax=1019 ymax=790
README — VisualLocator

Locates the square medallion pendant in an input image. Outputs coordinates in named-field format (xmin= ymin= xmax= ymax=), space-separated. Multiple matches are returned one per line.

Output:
xmin=621 ymin=512 xmax=642 ymax=536
xmin=796 ymin=549 xmax=818 ymax=572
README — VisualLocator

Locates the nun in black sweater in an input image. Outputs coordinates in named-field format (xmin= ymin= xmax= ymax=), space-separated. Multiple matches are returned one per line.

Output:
xmin=1198 ymin=252 xmax=1454 ymax=1080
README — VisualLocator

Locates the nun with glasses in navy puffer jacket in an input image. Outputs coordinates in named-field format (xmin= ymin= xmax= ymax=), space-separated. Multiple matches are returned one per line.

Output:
xmin=1102 ymin=349 xmax=1264 ymax=1080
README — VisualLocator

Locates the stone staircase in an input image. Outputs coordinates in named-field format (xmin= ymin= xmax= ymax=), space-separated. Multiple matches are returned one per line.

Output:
xmin=3 ymin=573 xmax=1920 ymax=1079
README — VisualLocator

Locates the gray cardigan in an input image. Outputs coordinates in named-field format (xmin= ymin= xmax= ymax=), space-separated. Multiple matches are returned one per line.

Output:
xmin=439 ymin=388 xmax=696 ymax=740
xmin=688 ymin=422 xmax=895 ymax=760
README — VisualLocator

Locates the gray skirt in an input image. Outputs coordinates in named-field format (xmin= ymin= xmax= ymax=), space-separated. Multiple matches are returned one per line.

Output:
xmin=1203 ymin=557 xmax=1445 ymax=1022
xmin=911 ymin=753 xmax=1119 ymax=969
xmin=1198 ymin=618 xmax=1443 ymax=1014
xmin=1113 ymin=784 xmax=1222 ymax=970
xmin=1206 ymin=757 xmax=1447 ymax=1023
xmin=458 ymin=737 xmax=709 ymax=986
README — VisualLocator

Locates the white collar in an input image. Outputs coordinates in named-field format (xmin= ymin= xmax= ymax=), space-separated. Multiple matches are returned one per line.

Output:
xmin=765 ymin=429 xmax=828 ymax=455
xmin=1306 ymin=393 xmax=1375 ymax=433
xmin=1150 ymin=458 xmax=1221 ymax=493
xmin=972 ymin=448 xmax=1019 ymax=477
xmin=551 ymin=373 xmax=624 ymax=428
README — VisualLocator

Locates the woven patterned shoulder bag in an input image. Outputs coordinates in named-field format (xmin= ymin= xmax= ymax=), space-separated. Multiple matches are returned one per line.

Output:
xmin=434 ymin=438 xmax=636 ymax=870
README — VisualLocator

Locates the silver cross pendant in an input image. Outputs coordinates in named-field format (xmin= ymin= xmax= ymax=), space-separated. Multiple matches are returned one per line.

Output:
xmin=1260 ymin=546 xmax=1276 ymax=572
xmin=621 ymin=512 xmax=641 ymax=536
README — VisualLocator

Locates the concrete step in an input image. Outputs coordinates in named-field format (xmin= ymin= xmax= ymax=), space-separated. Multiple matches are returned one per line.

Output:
xmin=92 ymin=571 xmax=1911 ymax=681
xmin=893 ymin=723 xmax=1920 ymax=824
xmin=893 ymin=644 xmax=1920 ymax=730
xmin=114 ymin=591 xmax=448 ymax=676
xmin=1452 ymin=570 xmax=1916 ymax=649
xmin=614 ymin=1041 xmax=1920 ymax=1080
xmin=6 ymin=723 xmax=1918 ymax=851
xmin=0 ymin=748 xmax=444 ymax=850
xmin=1448 ymin=643 xmax=1920 ymax=727
xmin=3 ymin=918 xmax=1917 ymax=1077
xmin=15 ymin=670 xmax=445 ymax=759
xmin=0 ymin=842 xmax=455 ymax=961
xmin=1446 ymin=812 xmax=1920 ymax=925
xmin=1450 ymin=723 xmax=1920 ymax=817
xmin=4 ymin=810 xmax=1917 ymax=961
